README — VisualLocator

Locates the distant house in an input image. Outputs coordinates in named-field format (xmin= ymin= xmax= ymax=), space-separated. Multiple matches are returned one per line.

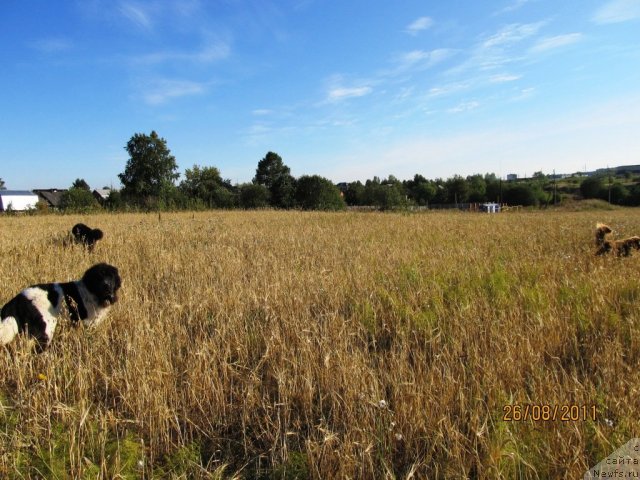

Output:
xmin=93 ymin=188 xmax=113 ymax=204
xmin=506 ymin=174 xmax=518 ymax=181
xmin=0 ymin=190 xmax=39 ymax=212
xmin=33 ymin=189 xmax=67 ymax=209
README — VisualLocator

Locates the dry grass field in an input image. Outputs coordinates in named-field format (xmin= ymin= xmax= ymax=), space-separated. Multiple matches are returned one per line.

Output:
xmin=1 ymin=209 xmax=640 ymax=479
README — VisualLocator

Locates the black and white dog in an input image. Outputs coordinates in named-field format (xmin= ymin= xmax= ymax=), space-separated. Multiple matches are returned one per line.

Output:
xmin=0 ymin=263 xmax=121 ymax=350
xmin=71 ymin=223 xmax=104 ymax=251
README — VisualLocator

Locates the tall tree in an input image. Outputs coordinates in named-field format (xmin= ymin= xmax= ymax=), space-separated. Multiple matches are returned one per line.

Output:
xmin=72 ymin=178 xmax=91 ymax=191
xmin=238 ymin=183 xmax=270 ymax=209
xmin=295 ymin=175 xmax=345 ymax=211
xmin=118 ymin=131 xmax=179 ymax=202
xmin=180 ymin=165 xmax=236 ymax=208
xmin=446 ymin=175 xmax=469 ymax=204
xmin=466 ymin=174 xmax=487 ymax=202
xmin=60 ymin=188 xmax=100 ymax=212
xmin=253 ymin=151 xmax=296 ymax=208
xmin=580 ymin=176 xmax=605 ymax=199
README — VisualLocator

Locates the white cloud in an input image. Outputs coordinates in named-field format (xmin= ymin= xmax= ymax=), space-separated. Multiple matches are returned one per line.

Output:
xmin=592 ymin=0 xmax=640 ymax=24
xmin=326 ymin=95 xmax=640 ymax=182
xmin=489 ymin=73 xmax=522 ymax=83
xmin=530 ymin=33 xmax=583 ymax=53
xmin=482 ymin=22 xmax=545 ymax=49
xmin=327 ymin=86 xmax=373 ymax=102
xmin=447 ymin=21 xmax=545 ymax=76
xmin=503 ymin=0 xmax=531 ymax=12
xmin=447 ymin=100 xmax=480 ymax=113
xmin=427 ymin=82 xmax=471 ymax=98
xmin=142 ymin=79 xmax=207 ymax=105
xmin=252 ymin=109 xmax=273 ymax=116
xmin=405 ymin=16 xmax=434 ymax=35
xmin=510 ymin=87 xmax=535 ymax=101
xmin=398 ymin=49 xmax=455 ymax=69
xmin=134 ymin=42 xmax=231 ymax=65
xmin=119 ymin=1 xmax=153 ymax=30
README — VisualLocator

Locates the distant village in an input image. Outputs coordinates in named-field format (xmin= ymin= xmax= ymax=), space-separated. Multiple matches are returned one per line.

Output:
xmin=0 ymin=188 xmax=113 ymax=212
xmin=1 ymin=164 xmax=640 ymax=213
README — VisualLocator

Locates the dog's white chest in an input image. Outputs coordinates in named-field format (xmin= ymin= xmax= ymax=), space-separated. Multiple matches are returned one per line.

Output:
xmin=22 ymin=286 xmax=63 ymax=344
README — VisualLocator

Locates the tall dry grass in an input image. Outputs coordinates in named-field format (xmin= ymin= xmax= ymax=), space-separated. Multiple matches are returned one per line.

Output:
xmin=0 ymin=210 xmax=639 ymax=479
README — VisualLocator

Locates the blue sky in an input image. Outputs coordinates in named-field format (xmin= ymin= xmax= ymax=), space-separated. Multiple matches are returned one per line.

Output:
xmin=1 ymin=0 xmax=640 ymax=190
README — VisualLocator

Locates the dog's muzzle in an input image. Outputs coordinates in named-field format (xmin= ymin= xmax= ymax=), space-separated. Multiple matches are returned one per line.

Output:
xmin=103 ymin=294 xmax=118 ymax=306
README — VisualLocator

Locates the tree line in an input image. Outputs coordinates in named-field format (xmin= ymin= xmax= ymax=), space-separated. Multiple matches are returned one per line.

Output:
xmin=7 ymin=131 xmax=640 ymax=212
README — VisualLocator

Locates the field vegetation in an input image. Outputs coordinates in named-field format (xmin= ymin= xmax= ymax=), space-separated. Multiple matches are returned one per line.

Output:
xmin=1 ymin=210 xmax=639 ymax=478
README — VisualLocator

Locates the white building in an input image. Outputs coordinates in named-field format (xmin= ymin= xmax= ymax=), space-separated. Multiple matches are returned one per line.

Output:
xmin=0 ymin=190 xmax=39 ymax=212
xmin=480 ymin=202 xmax=500 ymax=213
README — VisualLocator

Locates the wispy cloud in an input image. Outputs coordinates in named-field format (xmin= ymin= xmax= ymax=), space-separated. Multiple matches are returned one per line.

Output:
xmin=482 ymin=22 xmax=545 ymax=48
xmin=511 ymin=87 xmax=535 ymax=101
xmin=134 ymin=42 xmax=231 ymax=65
xmin=252 ymin=109 xmax=273 ymax=116
xmin=396 ymin=48 xmax=455 ymax=72
xmin=427 ymin=82 xmax=471 ymax=98
xmin=328 ymin=95 xmax=640 ymax=182
xmin=447 ymin=100 xmax=480 ymax=113
xmin=29 ymin=37 xmax=73 ymax=54
xmin=530 ymin=33 xmax=583 ymax=53
xmin=328 ymin=86 xmax=373 ymax=102
xmin=489 ymin=73 xmax=522 ymax=83
xmin=592 ymin=0 xmax=640 ymax=24
xmin=119 ymin=1 xmax=153 ymax=30
xmin=405 ymin=16 xmax=434 ymax=35
xmin=446 ymin=21 xmax=546 ymax=76
xmin=142 ymin=79 xmax=208 ymax=105
xmin=495 ymin=0 xmax=532 ymax=15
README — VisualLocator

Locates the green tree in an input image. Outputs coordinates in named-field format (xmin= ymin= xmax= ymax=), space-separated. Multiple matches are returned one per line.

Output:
xmin=118 ymin=131 xmax=179 ymax=205
xmin=0 ymin=178 xmax=5 ymax=190
xmin=72 ymin=178 xmax=91 ymax=191
xmin=60 ymin=188 xmax=100 ymax=212
xmin=467 ymin=174 xmax=487 ymax=202
xmin=238 ymin=183 xmax=270 ymax=209
xmin=295 ymin=175 xmax=345 ymax=211
xmin=344 ymin=181 xmax=365 ymax=206
xmin=446 ymin=175 xmax=469 ymax=204
xmin=484 ymin=173 xmax=502 ymax=203
xmin=363 ymin=176 xmax=407 ymax=210
xmin=503 ymin=184 xmax=537 ymax=206
xmin=253 ymin=152 xmax=296 ymax=209
xmin=180 ymin=165 xmax=236 ymax=208
xmin=105 ymin=190 xmax=124 ymax=210
xmin=580 ymin=176 xmax=605 ymax=199
xmin=609 ymin=182 xmax=628 ymax=205
xmin=404 ymin=174 xmax=436 ymax=206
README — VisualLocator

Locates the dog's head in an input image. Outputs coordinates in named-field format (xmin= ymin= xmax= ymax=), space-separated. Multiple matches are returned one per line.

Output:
xmin=82 ymin=263 xmax=121 ymax=307
xmin=72 ymin=223 xmax=90 ymax=238
xmin=628 ymin=236 xmax=640 ymax=250
xmin=595 ymin=222 xmax=612 ymax=239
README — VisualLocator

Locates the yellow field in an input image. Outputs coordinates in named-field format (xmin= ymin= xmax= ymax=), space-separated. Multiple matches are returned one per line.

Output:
xmin=1 ymin=210 xmax=639 ymax=479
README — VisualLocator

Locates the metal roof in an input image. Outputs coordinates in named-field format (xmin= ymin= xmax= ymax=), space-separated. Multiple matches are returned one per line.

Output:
xmin=0 ymin=190 xmax=37 ymax=196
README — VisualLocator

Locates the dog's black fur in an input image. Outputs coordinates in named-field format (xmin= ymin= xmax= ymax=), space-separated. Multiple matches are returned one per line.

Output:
xmin=71 ymin=223 xmax=104 ymax=251
xmin=0 ymin=263 xmax=121 ymax=350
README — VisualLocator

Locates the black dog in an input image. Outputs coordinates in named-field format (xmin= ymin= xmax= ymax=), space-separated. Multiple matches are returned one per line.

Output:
xmin=71 ymin=223 xmax=104 ymax=251
xmin=0 ymin=263 xmax=121 ymax=350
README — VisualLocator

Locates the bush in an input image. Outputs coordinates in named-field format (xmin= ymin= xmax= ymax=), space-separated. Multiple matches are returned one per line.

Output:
xmin=295 ymin=175 xmax=345 ymax=211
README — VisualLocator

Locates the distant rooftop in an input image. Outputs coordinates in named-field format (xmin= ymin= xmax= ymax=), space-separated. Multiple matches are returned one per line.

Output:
xmin=0 ymin=190 xmax=36 ymax=196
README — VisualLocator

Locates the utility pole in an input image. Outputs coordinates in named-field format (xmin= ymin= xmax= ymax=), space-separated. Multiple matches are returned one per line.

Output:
xmin=608 ymin=165 xmax=612 ymax=204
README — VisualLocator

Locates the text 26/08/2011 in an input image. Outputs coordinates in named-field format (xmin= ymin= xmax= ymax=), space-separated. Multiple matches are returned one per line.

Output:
xmin=503 ymin=404 xmax=597 ymax=422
